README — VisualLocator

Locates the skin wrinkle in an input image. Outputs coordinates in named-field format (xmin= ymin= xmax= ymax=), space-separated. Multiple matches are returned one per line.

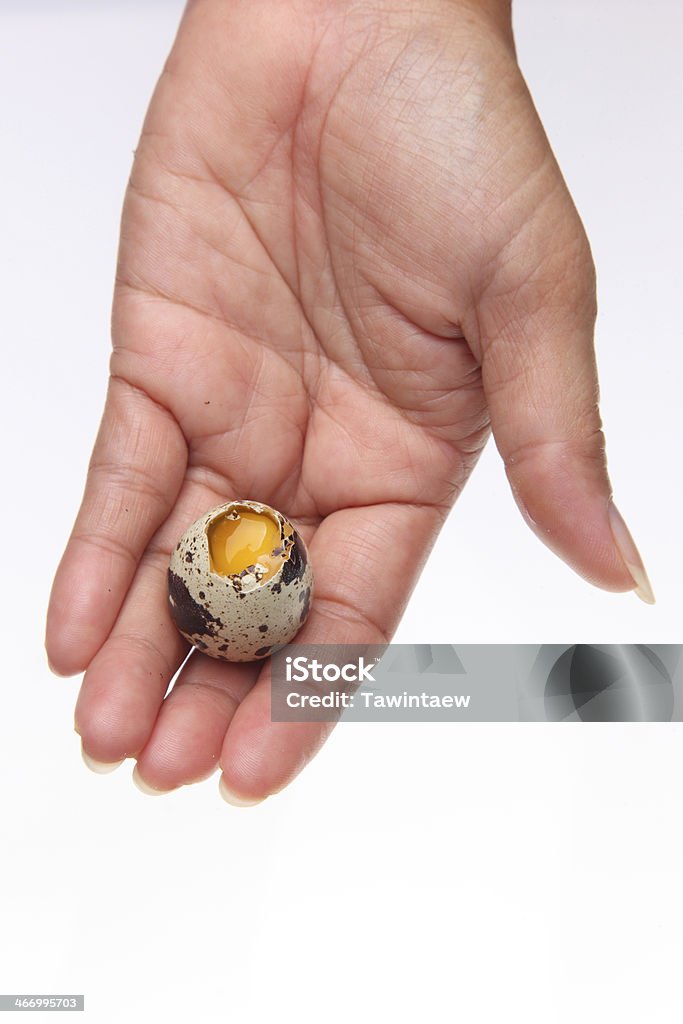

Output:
xmin=502 ymin=431 xmax=609 ymax=473
xmin=176 ymin=679 xmax=242 ymax=720
xmin=86 ymin=459 xmax=176 ymax=514
xmin=182 ymin=462 xmax=320 ymax=527
xmin=101 ymin=632 xmax=179 ymax=688
xmin=470 ymin=131 xmax=556 ymax=230
xmin=290 ymin=18 xmax=320 ymax=304
xmin=200 ymin=142 xmax=306 ymax=296
xmin=117 ymin=194 xmax=298 ymax=329
xmin=118 ymin=290 xmax=317 ymax=389
xmin=124 ymin=135 xmax=318 ymax=353
xmin=112 ymin=285 xmax=313 ymax=463
xmin=106 ymin=374 xmax=186 ymax=445
xmin=310 ymin=21 xmax=388 ymax=369
xmin=310 ymin=592 xmax=393 ymax=646
xmin=472 ymin=172 xmax=567 ymax=304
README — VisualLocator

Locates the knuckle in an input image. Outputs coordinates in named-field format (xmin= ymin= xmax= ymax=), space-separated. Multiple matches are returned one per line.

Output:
xmin=503 ymin=426 xmax=606 ymax=474
xmin=312 ymin=593 xmax=391 ymax=646
xmin=87 ymin=458 xmax=170 ymax=513
xmin=70 ymin=528 xmax=138 ymax=568
xmin=109 ymin=631 xmax=171 ymax=671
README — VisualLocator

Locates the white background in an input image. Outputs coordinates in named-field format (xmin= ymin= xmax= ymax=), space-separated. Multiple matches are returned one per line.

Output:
xmin=1 ymin=1 xmax=682 ymax=1021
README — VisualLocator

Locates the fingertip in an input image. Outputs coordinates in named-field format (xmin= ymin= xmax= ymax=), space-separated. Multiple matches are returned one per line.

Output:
xmin=132 ymin=763 xmax=172 ymax=796
xmin=608 ymin=501 xmax=656 ymax=604
xmin=45 ymin=637 xmax=88 ymax=677
xmin=81 ymin=742 xmax=125 ymax=775
xmin=46 ymin=648 xmax=79 ymax=678
xmin=45 ymin=646 xmax=89 ymax=679
xmin=45 ymin=588 xmax=85 ymax=677
xmin=220 ymin=706 xmax=331 ymax=804
xmin=505 ymin=449 xmax=638 ymax=595
xmin=51 ymin=547 xmax=138 ymax=671
xmin=218 ymin=774 xmax=266 ymax=807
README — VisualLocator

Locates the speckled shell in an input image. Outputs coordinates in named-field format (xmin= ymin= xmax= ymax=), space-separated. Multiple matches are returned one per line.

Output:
xmin=168 ymin=500 xmax=313 ymax=663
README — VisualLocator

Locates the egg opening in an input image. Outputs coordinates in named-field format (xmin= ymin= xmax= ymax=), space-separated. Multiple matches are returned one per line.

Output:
xmin=207 ymin=507 xmax=287 ymax=582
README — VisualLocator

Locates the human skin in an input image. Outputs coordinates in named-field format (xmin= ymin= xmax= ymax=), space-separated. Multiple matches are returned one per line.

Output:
xmin=45 ymin=0 xmax=653 ymax=803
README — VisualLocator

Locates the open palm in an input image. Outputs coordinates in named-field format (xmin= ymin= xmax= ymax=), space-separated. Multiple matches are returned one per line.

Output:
xmin=46 ymin=0 xmax=646 ymax=801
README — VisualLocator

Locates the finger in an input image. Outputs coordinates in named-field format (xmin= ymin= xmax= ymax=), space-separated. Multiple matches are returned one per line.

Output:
xmin=217 ymin=502 xmax=447 ymax=804
xmin=132 ymin=653 xmax=261 ymax=793
xmin=74 ymin=479 xmax=224 ymax=767
xmin=75 ymin=551 xmax=189 ymax=766
xmin=45 ymin=375 xmax=187 ymax=676
xmin=473 ymin=199 xmax=654 ymax=602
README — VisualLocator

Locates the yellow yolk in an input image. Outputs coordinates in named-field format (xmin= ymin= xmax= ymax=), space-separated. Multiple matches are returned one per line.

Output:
xmin=208 ymin=510 xmax=284 ymax=580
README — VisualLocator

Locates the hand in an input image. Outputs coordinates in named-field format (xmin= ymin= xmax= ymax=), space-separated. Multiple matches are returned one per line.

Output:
xmin=45 ymin=0 xmax=652 ymax=802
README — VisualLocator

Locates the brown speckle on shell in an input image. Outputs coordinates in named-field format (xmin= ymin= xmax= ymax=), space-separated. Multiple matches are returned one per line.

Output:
xmin=168 ymin=570 xmax=221 ymax=640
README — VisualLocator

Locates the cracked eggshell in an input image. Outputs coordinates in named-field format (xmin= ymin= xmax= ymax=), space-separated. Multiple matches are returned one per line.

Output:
xmin=167 ymin=499 xmax=313 ymax=663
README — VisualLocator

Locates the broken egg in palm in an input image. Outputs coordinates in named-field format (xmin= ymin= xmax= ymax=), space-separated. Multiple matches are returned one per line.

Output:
xmin=168 ymin=500 xmax=313 ymax=662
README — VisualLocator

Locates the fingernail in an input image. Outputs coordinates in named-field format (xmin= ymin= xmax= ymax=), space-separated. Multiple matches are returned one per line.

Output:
xmin=132 ymin=764 xmax=167 ymax=796
xmin=218 ymin=775 xmax=265 ymax=807
xmin=608 ymin=501 xmax=656 ymax=605
xmin=81 ymin=744 xmax=124 ymax=775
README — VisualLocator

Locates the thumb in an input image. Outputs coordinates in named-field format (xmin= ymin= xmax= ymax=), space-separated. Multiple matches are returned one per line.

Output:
xmin=473 ymin=220 xmax=654 ymax=603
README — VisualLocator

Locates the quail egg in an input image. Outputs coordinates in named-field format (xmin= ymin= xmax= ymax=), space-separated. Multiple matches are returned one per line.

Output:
xmin=168 ymin=499 xmax=313 ymax=662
